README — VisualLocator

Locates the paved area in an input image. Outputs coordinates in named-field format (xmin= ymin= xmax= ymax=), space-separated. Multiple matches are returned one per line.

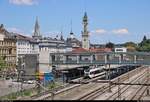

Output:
xmin=0 ymin=79 xmax=35 ymax=97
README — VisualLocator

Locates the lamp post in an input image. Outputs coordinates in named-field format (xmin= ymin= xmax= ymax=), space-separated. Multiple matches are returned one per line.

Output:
xmin=20 ymin=70 xmax=24 ymax=96
xmin=51 ymin=91 xmax=55 ymax=100
xmin=56 ymin=42 xmax=60 ymax=82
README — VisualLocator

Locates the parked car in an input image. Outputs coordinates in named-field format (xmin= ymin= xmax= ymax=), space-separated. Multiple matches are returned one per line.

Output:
xmin=23 ymin=80 xmax=35 ymax=84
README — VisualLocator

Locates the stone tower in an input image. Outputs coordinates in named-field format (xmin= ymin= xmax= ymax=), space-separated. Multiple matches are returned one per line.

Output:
xmin=32 ymin=17 xmax=42 ymax=40
xmin=82 ymin=12 xmax=90 ymax=50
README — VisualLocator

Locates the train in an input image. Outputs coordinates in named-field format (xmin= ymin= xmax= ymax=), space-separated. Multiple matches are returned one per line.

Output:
xmin=84 ymin=65 xmax=106 ymax=79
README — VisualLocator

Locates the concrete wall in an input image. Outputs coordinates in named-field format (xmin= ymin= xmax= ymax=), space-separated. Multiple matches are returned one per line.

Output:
xmin=39 ymin=51 xmax=52 ymax=73
xmin=23 ymin=54 xmax=38 ymax=80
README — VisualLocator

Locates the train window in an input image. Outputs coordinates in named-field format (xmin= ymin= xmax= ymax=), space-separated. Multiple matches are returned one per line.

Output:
xmin=94 ymin=70 xmax=100 ymax=74
xmin=90 ymin=72 xmax=94 ymax=75
xmin=85 ymin=68 xmax=90 ymax=72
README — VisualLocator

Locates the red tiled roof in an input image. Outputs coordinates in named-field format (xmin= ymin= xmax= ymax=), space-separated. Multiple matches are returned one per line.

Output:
xmin=71 ymin=47 xmax=89 ymax=53
xmin=89 ymin=48 xmax=112 ymax=52
xmin=69 ymin=47 xmax=112 ymax=53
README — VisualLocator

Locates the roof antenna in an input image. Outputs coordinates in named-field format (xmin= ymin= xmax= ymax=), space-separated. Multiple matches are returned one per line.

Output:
xmin=84 ymin=0 xmax=87 ymax=12
xmin=70 ymin=19 xmax=73 ymax=33
xmin=60 ymin=25 xmax=64 ymax=39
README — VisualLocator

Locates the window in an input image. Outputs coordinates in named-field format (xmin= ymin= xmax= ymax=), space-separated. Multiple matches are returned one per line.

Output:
xmin=9 ymin=48 xmax=12 ymax=54
xmin=116 ymin=49 xmax=123 ymax=52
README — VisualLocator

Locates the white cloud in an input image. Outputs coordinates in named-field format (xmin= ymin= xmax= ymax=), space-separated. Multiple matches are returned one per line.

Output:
xmin=7 ymin=27 xmax=31 ymax=37
xmin=112 ymin=28 xmax=129 ymax=34
xmin=9 ymin=0 xmax=38 ymax=6
xmin=44 ymin=31 xmax=61 ymax=38
xmin=8 ymin=27 xmax=24 ymax=33
xmin=91 ymin=29 xmax=107 ymax=35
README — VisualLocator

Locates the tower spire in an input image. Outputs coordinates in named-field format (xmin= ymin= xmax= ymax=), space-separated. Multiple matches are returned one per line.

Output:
xmin=82 ymin=12 xmax=90 ymax=50
xmin=84 ymin=0 xmax=87 ymax=13
xmin=33 ymin=16 xmax=42 ymax=39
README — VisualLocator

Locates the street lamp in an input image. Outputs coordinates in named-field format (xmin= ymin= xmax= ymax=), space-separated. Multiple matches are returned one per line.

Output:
xmin=20 ymin=70 xmax=24 ymax=96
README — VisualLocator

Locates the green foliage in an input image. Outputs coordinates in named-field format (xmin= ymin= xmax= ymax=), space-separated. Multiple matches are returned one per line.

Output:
xmin=137 ymin=39 xmax=150 ymax=52
xmin=0 ymin=56 xmax=7 ymax=71
xmin=48 ymin=82 xmax=56 ymax=89
xmin=0 ymin=88 xmax=34 ymax=100
xmin=23 ymin=90 xmax=31 ymax=96
xmin=8 ymin=93 xmax=17 ymax=100
xmin=124 ymin=42 xmax=137 ymax=48
xmin=143 ymin=35 xmax=147 ymax=42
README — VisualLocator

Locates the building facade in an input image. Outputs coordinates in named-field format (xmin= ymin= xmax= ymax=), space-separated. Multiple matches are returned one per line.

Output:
xmin=0 ymin=24 xmax=17 ymax=74
xmin=15 ymin=34 xmax=39 ymax=55
xmin=66 ymin=29 xmax=81 ymax=48
xmin=114 ymin=47 xmax=127 ymax=53
xmin=38 ymin=37 xmax=71 ymax=73
xmin=31 ymin=17 xmax=73 ymax=73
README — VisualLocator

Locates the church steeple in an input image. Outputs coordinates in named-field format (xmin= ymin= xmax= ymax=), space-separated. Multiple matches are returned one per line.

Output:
xmin=83 ymin=12 xmax=88 ymax=22
xmin=82 ymin=12 xmax=90 ymax=50
xmin=32 ymin=16 xmax=42 ymax=39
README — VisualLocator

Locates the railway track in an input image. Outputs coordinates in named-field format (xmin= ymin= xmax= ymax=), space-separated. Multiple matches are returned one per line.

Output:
xmin=107 ymin=73 xmax=147 ymax=100
xmin=29 ymin=66 xmax=146 ymax=100
xmin=77 ymin=66 xmax=147 ymax=100
xmin=126 ymin=84 xmax=148 ymax=100
xmin=30 ymin=83 xmax=80 ymax=100
xmin=31 ymin=72 xmax=106 ymax=100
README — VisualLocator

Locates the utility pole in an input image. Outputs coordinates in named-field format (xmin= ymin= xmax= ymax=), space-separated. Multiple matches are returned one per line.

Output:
xmin=51 ymin=91 xmax=55 ymax=100
xmin=127 ymin=66 xmax=129 ymax=81
xmin=146 ymin=66 xmax=149 ymax=96
xmin=118 ymin=77 xmax=121 ymax=100
xmin=18 ymin=56 xmax=24 ymax=96
xmin=108 ymin=64 xmax=111 ymax=92
xmin=36 ymin=54 xmax=41 ymax=94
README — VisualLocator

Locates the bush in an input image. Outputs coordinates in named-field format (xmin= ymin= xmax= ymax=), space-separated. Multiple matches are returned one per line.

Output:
xmin=7 ymin=93 xmax=17 ymax=100
xmin=48 ymin=82 xmax=56 ymax=89
xmin=23 ymin=90 xmax=31 ymax=96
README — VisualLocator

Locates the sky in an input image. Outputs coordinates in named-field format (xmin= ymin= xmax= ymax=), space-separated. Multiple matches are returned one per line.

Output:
xmin=0 ymin=0 xmax=150 ymax=44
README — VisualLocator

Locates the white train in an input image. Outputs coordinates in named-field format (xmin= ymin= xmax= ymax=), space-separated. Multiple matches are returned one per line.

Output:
xmin=84 ymin=65 xmax=106 ymax=79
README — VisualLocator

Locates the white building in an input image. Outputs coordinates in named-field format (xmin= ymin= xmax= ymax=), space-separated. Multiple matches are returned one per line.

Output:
xmin=14 ymin=33 xmax=39 ymax=62
xmin=31 ymin=17 xmax=73 ymax=73
xmin=114 ymin=47 xmax=127 ymax=58
xmin=115 ymin=47 xmax=127 ymax=53
xmin=38 ymin=37 xmax=72 ymax=73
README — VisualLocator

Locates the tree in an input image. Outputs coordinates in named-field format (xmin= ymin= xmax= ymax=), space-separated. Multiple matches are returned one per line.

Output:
xmin=0 ymin=56 xmax=7 ymax=71
xmin=137 ymin=38 xmax=150 ymax=52
xmin=0 ymin=56 xmax=7 ymax=79
xmin=143 ymin=35 xmax=147 ymax=42
xmin=105 ymin=42 xmax=114 ymax=49
xmin=124 ymin=42 xmax=137 ymax=52
xmin=139 ymin=35 xmax=147 ymax=47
